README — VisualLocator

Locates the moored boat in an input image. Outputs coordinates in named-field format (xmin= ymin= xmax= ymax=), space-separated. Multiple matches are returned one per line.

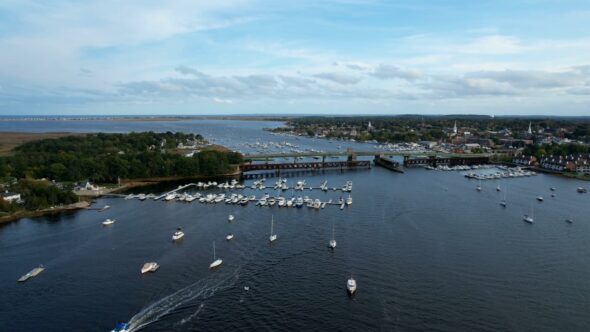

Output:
xmin=141 ymin=262 xmax=159 ymax=274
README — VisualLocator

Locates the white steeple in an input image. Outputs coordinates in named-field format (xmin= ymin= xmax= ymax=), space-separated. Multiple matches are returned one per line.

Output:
xmin=527 ymin=122 xmax=532 ymax=135
xmin=453 ymin=121 xmax=457 ymax=134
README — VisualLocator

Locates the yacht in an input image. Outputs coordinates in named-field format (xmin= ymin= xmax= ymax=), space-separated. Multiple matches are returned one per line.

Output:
xmin=226 ymin=233 xmax=234 ymax=241
xmin=141 ymin=262 xmax=159 ymax=274
xmin=295 ymin=197 xmax=304 ymax=208
xmin=172 ymin=227 xmax=185 ymax=241
xmin=110 ymin=323 xmax=130 ymax=332
xmin=102 ymin=218 xmax=116 ymax=226
xmin=347 ymin=276 xmax=357 ymax=294
xmin=278 ymin=197 xmax=286 ymax=207
xmin=269 ymin=215 xmax=277 ymax=242
xmin=228 ymin=214 xmax=235 ymax=222
xmin=346 ymin=195 xmax=353 ymax=205
xmin=523 ymin=204 xmax=534 ymax=224
xmin=313 ymin=199 xmax=322 ymax=209
xmin=209 ymin=241 xmax=223 ymax=269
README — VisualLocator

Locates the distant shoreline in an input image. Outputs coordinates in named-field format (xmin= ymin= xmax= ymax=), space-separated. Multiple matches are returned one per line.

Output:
xmin=0 ymin=115 xmax=288 ymax=122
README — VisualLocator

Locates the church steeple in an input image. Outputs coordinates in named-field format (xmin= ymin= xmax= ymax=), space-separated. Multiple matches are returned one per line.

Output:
xmin=453 ymin=121 xmax=457 ymax=134
xmin=527 ymin=122 xmax=532 ymax=135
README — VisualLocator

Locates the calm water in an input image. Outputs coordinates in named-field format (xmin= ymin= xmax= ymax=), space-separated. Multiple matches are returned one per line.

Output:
xmin=1 ymin=120 xmax=590 ymax=331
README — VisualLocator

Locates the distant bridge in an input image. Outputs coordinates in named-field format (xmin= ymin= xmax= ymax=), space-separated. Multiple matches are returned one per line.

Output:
xmin=243 ymin=150 xmax=494 ymax=160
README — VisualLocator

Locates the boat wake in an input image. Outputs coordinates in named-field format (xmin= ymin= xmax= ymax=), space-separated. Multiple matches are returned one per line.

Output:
xmin=127 ymin=268 xmax=241 ymax=331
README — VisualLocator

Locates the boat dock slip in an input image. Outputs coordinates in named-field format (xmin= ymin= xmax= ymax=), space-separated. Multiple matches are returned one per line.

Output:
xmin=154 ymin=183 xmax=198 ymax=200
xmin=18 ymin=265 xmax=45 ymax=282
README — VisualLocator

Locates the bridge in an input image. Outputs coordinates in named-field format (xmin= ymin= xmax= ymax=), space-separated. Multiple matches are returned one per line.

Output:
xmin=243 ymin=150 xmax=494 ymax=160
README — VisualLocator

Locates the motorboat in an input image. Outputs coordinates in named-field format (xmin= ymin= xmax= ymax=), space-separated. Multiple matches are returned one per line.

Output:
xmin=102 ymin=218 xmax=116 ymax=226
xmin=226 ymin=233 xmax=234 ymax=241
xmin=537 ymin=196 xmax=543 ymax=202
xmin=550 ymin=187 xmax=556 ymax=191
xmin=565 ymin=218 xmax=574 ymax=224
xmin=313 ymin=199 xmax=321 ymax=209
xmin=99 ymin=205 xmax=110 ymax=211
xmin=347 ymin=276 xmax=357 ymax=294
xmin=228 ymin=214 xmax=235 ymax=222
xmin=577 ymin=187 xmax=587 ymax=193
xmin=172 ymin=227 xmax=185 ymax=241
xmin=141 ymin=262 xmax=159 ymax=274
xmin=110 ymin=323 xmax=130 ymax=332
xmin=164 ymin=194 xmax=175 ymax=201
xmin=346 ymin=195 xmax=353 ymax=205
xmin=329 ymin=224 xmax=336 ymax=249
xmin=523 ymin=204 xmax=534 ymax=224
xmin=295 ymin=197 xmax=303 ymax=208
xmin=18 ymin=265 xmax=45 ymax=282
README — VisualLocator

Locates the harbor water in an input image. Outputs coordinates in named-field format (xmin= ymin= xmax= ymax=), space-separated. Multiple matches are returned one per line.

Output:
xmin=1 ymin=119 xmax=590 ymax=331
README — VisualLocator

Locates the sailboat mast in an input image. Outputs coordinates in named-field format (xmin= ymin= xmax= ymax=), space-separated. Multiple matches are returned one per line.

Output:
xmin=213 ymin=241 xmax=216 ymax=259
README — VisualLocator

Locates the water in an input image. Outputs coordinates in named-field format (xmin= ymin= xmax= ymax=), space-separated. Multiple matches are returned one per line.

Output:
xmin=1 ymin=119 xmax=590 ymax=331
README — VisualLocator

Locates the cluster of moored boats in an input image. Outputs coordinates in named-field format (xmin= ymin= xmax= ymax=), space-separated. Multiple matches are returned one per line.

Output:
xmin=426 ymin=164 xmax=495 ymax=171
xmin=465 ymin=167 xmax=536 ymax=180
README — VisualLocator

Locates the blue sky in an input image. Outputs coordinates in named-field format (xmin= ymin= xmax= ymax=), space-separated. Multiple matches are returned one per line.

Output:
xmin=1 ymin=0 xmax=590 ymax=115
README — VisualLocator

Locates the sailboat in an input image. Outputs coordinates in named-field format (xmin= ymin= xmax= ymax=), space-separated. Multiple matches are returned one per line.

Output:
xmin=329 ymin=223 xmax=337 ymax=249
xmin=269 ymin=215 xmax=277 ymax=242
xmin=500 ymin=186 xmax=507 ymax=207
xmin=523 ymin=204 xmax=534 ymax=224
xmin=496 ymin=184 xmax=501 ymax=191
xmin=209 ymin=241 xmax=223 ymax=268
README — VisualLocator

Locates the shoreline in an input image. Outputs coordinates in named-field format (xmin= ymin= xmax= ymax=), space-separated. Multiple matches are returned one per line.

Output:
xmin=0 ymin=201 xmax=90 ymax=225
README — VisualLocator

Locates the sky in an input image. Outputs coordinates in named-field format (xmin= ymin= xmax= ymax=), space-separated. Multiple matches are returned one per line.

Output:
xmin=1 ymin=0 xmax=590 ymax=116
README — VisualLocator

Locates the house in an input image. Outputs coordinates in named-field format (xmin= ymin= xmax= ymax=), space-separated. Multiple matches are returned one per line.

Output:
xmin=513 ymin=155 xmax=537 ymax=166
xmin=2 ymin=192 xmax=21 ymax=203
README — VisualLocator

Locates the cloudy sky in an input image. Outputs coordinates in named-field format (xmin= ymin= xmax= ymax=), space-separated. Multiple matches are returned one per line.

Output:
xmin=1 ymin=0 xmax=590 ymax=115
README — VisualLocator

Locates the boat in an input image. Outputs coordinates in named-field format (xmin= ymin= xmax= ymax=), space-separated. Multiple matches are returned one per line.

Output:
xmin=141 ymin=262 xmax=159 ymax=274
xmin=295 ymin=197 xmax=303 ymax=208
xmin=164 ymin=193 xmax=175 ymax=201
xmin=172 ymin=227 xmax=185 ymax=241
xmin=523 ymin=204 xmax=534 ymax=224
xmin=347 ymin=276 xmax=357 ymax=294
xmin=228 ymin=214 xmax=235 ymax=222
xmin=550 ymin=187 xmax=556 ymax=191
xmin=346 ymin=195 xmax=353 ymax=205
xmin=313 ymin=199 xmax=321 ymax=209
xmin=138 ymin=194 xmax=146 ymax=201
xmin=565 ymin=218 xmax=574 ymax=224
xmin=537 ymin=196 xmax=543 ymax=202
xmin=209 ymin=241 xmax=223 ymax=269
xmin=329 ymin=223 xmax=336 ymax=249
xmin=99 ymin=205 xmax=110 ymax=212
xmin=18 ymin=265 xmax=45 ymax=282
xmin=496 ymin=185 xmax=501 ymax=192
xmin=500 ymin=186 xmax=507 ymax=207
xmin=476 ymin=180 xmax=482 ymax=192
xmin=102 ymin=218 xmax=116 ymax=226
xmin=269 ymin=215 xmax=277 ymax=242
xmin=110 ymin=322 xmax=130 ymax=332
xmin=577 ymin=187 xmax=587 ymax=193
xmin=226 ymin=233 xmax=234 ymax=241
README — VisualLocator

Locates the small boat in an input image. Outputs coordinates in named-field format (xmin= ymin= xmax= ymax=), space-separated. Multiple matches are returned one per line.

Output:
xmin=476 ymin=180 xmax=482 ymax=192
xmin=228 ymin=214 xmax=235 ymax=222
xmin=329 ymin=223 xmax=336 ymax=249
xmin=340 ymin=203 xmax=345 ymax=210
xmin=550 ymin=187 xmax=556 ymax=191
xmin=172 ymin=227 xmax=185 ymax=241
xmin=110 ymin=322 xmax=130 ymax=332
xmin=347 ymin=276 xmax=357 ymax=294
xmin=295 ymin=197 xmax=303 ymax=208
xmin=565 ymin=218 xmax=574 ymax=224
xmin=102 ymin=218 xmax=116 ymax=226
xmin=18 ymin=265 xmax=45 ymax=282
xmin=244 ymin=286 xmax=250 ymax=291
xmin=346 ymin=195 xmax=352 ymax=205
xmin=269 ymin=215 xmax=277 ymax=242
xmin=141 ymin=262 xmax=159 ymax=274
xmin=537 ymin=196 xmax=543 ymax=202
xmin=577 ymin=187 xmax=587 ymax=193
xmin=99 ymin=205 xmax=110 ymax=212
xmin=496 ymin=185 xmax=501 ymax=192
xmin=226 ymin=233 xmax=234 ymax=241
xmin=500 ymin=186 xmax=507 ymax=207
xmin=164 ymin=194 xmax=175 ymax=201
xmin=209 ymin=241 xmax=223 ymax=269
xmin=523 ymin=204 xmax=534 ymax=224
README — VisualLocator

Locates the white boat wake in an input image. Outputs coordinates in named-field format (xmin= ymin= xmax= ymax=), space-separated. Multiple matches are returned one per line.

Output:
xmin=127 ymin=268 xmax=241 ymax=331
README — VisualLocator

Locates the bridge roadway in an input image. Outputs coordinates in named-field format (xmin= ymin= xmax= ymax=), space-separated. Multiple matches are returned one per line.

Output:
xmin=244 ymin=150 xmax=494 ymax=159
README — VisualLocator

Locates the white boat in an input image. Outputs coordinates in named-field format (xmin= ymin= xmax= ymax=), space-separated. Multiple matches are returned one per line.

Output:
xmin=102 ymin=218 xmax=116 ymax=226
xmin=172 ymin=227 xmax=185 ymax=241
xmin=565 ymin=218 xmax=574 ymax=224
xmin=228 ymin=214 xmax=235 ymax=222
xmin=347 ymin=276 xmax=357 ymax=294
xmin=226 ymin=233 xmax=234 ymax=241
xmin=209 ymin=241 xmax=223 ymax=269
xmin=99 ymin=205 xmax=110 ymax=211
xmin=313 ymin=199 xmax=321 ymax=209
xmin=496 ymin=185 xmax=501 ymax=192
xmin=476 ymin=180 xmax=482 ymax=192
xmin=269 ymin=215 xmax=277 ymax=242
xmin=164 ymin=194 xmax=175 ymax=201
xmin=295 ymin=197 xmax=303 ymax=208
xmin=141 ymin=262 xmax=159 ymax=274
xmin=18 ymin=265 xmax=45 ymax=282
xmin=346 ymin=195 xmax=352 ymax=205
xmin=537 ymin=196 xmax=543 ymax=202
xmin=523 ymin=204 xmax=534 ymax=224
xmin=138 ymin=194 xmax=146 ymax=201
xmin=500 ymin=186 xmax=507 ymax=207
xmin=329 ymin=223 xmax=336 ymax=249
